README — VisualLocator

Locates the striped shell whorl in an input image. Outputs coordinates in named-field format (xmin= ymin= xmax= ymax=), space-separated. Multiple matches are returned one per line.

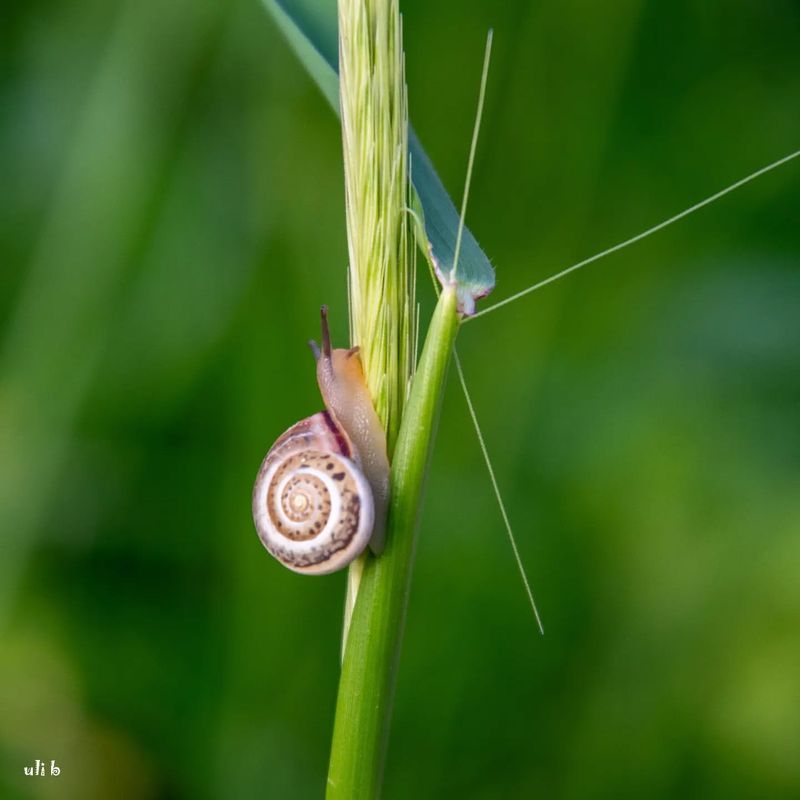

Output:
xmin=252 ymin=411 xmax=375 ymax=575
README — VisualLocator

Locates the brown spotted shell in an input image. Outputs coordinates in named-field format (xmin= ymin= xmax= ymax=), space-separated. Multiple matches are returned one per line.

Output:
xmin=252 ymin=411 xmax=375 ymax=575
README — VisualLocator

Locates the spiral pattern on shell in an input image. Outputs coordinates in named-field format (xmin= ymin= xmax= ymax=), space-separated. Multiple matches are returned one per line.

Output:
xmin=252 ymin=411 xmax=375 ymax=575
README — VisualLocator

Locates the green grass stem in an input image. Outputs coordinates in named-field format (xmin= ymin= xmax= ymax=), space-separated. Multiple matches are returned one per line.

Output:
xmin=327 ymin=286 xmax=459 ymax=799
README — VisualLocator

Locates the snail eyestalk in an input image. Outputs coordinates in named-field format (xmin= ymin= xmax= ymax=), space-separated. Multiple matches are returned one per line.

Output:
xmin=320 ymin=304 xmax=332 ymax=359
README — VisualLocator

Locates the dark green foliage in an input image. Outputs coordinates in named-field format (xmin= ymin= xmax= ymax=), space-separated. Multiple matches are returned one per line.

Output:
xmin=1 ymin=1 xmax=799 ymax=798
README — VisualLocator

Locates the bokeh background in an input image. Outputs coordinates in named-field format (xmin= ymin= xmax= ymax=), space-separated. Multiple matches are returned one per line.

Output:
xmin=2 ymin=1 xmax=799 ymax=797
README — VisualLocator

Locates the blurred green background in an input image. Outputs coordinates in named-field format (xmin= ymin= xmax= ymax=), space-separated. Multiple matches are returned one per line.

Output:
xmin=2 ymin=1 xmax=799 ymax=797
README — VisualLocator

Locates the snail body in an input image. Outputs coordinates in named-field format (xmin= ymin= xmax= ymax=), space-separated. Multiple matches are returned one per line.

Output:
xmin=252 ymin=308 xmax=389 ymax=575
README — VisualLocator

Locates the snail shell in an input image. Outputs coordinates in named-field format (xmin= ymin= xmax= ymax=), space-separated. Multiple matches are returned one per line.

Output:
xmin=252 ymin=411 xmax=375 ymax=575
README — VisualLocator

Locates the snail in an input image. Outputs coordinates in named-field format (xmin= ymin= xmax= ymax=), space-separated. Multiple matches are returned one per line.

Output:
xmin=252 ymin=307 xmax=390 ymax=575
